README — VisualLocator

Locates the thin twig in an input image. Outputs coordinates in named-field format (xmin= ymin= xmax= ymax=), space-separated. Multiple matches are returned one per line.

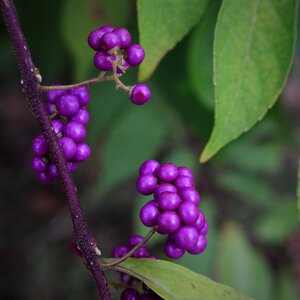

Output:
xmin=103 ymin=227 xmax=157 ymax=270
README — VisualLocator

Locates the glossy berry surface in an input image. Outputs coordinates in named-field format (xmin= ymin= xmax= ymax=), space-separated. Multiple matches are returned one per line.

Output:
xmin=136 ymin=174 xmax=157 ymax=195
xmin=175 ymin=226 xmax=199 ymax=251
xmin=140 ymin=201 xmax=160 ymax=227
xmin=153 ymin=183 xmax=177 ymax=198
xmin=139 ymin=159 xmax=160 ymax=176
xmin=31 ymin=157 xmax=47 ymax=172
xmin=121 ymin=288 xmax=140 ymax=300
xmin=111 ymin=245 xmax=129 ymax=258
xmin=174 ymin=175 xmax=194 ymax=190
xmin=178 ymin=187 xmax=200 ymax=205
xmin=126 ymin=44 xmax=145 ymax=66
xmin=87 ymin=26 xmax=114 ymax=50
xmin=188 ymin=235 xmax=207 ymax=255
xmin=100 ymin=32 xmax=121 ymax=50
xmin=177 ymin=202 xmax=199 ymax=225
xmin=71 ymin=87 xmax=90 ymax=106
xmin=113 ymin=27 xmax=131 ymax=48
xmin=56 ymin=95 xmax=80 ymax=117
xmin=164 ymin=240 xmax=185 ymax=259
xmin=71 ymin=109 xmax=89 ymax=126
xmin=130 ymin=84 xmax=151 ymax=105
xmin=73 ymin=143 xmax=90 ymax=162
xmin=32 ymin=134 xmax=48 ymax=157
xmin=59 ymin=137 xmax=77 ymax=160
xmin=93 ymin=51 xmax=114 ymax=71
xmin=157 ymin=192 xmax=181 ymax=211
xmin=157 ymin=163 xmax=178 ymax=183
xmin=63 ymin=121 xmax=86 ymax=143
xmin=157 ymin=211 xmax=181 ymax=234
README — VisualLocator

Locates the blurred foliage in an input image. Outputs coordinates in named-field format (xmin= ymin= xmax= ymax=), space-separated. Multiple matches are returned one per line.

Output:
xmin=0 ymin=0 xmax=299 ymax=300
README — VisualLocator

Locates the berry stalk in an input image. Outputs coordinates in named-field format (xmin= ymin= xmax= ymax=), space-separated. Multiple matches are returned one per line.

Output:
xmin=0 ymin=1 xmax=112 ymax=299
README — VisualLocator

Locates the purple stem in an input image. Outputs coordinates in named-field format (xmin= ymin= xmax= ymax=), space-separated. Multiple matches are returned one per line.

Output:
xmin=0 ymin=1 xmax=112 ymax=299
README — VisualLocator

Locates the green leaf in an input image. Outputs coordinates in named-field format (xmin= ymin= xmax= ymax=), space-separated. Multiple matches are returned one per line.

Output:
xmin=61 ymin=0 xmax=129 ymax=80
xmin=254 ymin=199 xmax=299 ymax=244
xmin=200 ymin=0 xmax=298 ymax=162
xmin=114 ymin=258 xmax=252 ymax=300
xmin=137 ymin=0 xmax=210 ymax=81
xmin=276 ymin=269 xmax=299 ymax=300
xmin=216 ymin=222 xmax=273 ymax=300
xmin=187 ymin=0 xmax=221 ymax=110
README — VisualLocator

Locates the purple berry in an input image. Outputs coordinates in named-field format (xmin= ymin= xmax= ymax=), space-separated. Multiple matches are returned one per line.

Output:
xmin=32 ymin=134 xmax=48 ymax=157
xmin=56 ymin=95 xmax=80 ymax=117
xmin=193 ymin=211 xmax=206 ymax=232
xmin=59 ymin=137 xmax=77 ymax=160
xmin=71 ymin=87 xmax=90 ymax=106
xmin=73 ymin=143 xmax=90 ymax=162
xmin=174 ymin=175 xmax=194 ymax=190
xmin=117 ymin=60 xmax=130 ymax=74
xmin=139 ymin=160 xmax=160 ymax=176
xmin=113 ymin=27 xmax=131 ymax=48
xmin=31 ymin=157 xmax=48 ymax=172
xmin=157 ymin=211 xmax=180 ymax=234
xmin=63 ymin=121 xmax=86 ymax=143
xmin=140 ymin=201 xmax=160 ymax=227
xmin=88 ymin=26 xmax=114 ymax=50
xmin=93 ymin=51 xmax=114 ymax=71
xmin=157 ymin=192 xmax=181 ymax=211
xmin=177 ymin=166 xmax=193 ymax=178
xmin=164 ymin=240 xmax=185 ymax=259
xmin=128 ymin=235 xmax=147 ymax=249
xmin=132 ymin=247 xmax=149 ymax=258
xmin=121 ymin=288 xmax=139 ymax=300
xmin=175 ymin=226 xmax=199 ymax=251
xmin=120 ymin=272 xmax=130 ymax=283
xmin=153 ymin=183 xmax=177 ymax=199
xmin=178 ymin=187 xmax=200 ymax=206
xmin=199 ymin=221 xmax=208 ymax=235
xmin=111 ymin=245 xmax=129 ymax=258
xmin=45 ymin=103 xmax=57 ymax=115
xmin=136 ymin=174 xmax=157 ymax=195
xmin=45 ymin=88 xmax=65 ymax=104
xmin=48 ymin=162 xmax=59 ymax=179
xmin=130 ymin=84 xmax=151 ymax=105
xmin=157 ymin=163 xmax=178 ymax=183
xmin=100 ymin=32 xmax=121 ymax=50
xmin=71 ymin=108 xmax=89 ymax=126
xmin=67 ymin=161 xmax=78 ymax=172
xmin=177 ymin=202 xmax=199 ymax=225
xmin=35 ymin=171 xmax=54 ymax=185
xmin=126 ymin=44 xmax=145 ymax=66
xmin=51 ymin=119 xmax=63 ymax=135
xmin=188 ymin=235 xmax=207 ymax=255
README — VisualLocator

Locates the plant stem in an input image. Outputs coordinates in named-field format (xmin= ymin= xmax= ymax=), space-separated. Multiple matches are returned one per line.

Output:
xmin=103 ymin=227 xmax=157 ymax=270
xmin=0 ymin=1 xmax=112 ymax=299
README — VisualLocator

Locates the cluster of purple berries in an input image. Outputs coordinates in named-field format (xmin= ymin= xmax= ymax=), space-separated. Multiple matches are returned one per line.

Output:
xmin=88 ymin=25 xmax=151 ymax=105
xmin=137 ymin=160 xmax=208 ymax=259
xmin=31 ymin=86 xmax=91 ymax=184
xmin=111 ymin=235 xmax=161 ymax=300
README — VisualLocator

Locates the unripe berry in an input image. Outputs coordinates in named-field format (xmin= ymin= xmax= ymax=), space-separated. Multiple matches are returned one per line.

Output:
xmin=126 ymin=44 xmax=145 ymax=66
xmin=130 ymin=84 xmax=151 ymax=105
xmin=157 ymin=211 xmax=180 ymax=234
xmin=63 ymin=121 xmax=86 ymax=143
xmin=177 ymin=202 xmax=199 ymax=225
xmin=157 ymin=163 xmax=178 ymax=183
xmin=100 ymin=32 xmax=121 ymax=50
xmin=153 ymin=183 xmax=177 ymax=198
xmin=93 ymin=51 xmax=114 ymax=71
xmin=136 ymin=174 xmax=157 ymax=195
xmin=56 ymin=95 xmax=80 ymax=117
xmin=140 ymin=201 xmax=160 ymax=227
xmin=188 ymin=235 xmax=207 ymax=255
xmin=73 ymin=143 xmax=90 ymax=162
xmin=157 ymin=192 xmax=181 ymax=211
xmin=139 ymin=159 xmax=160 ymax=176
xmin=178 ymin=187 xmax=200 ymax=206
xmin=174 ymin=226 xmax=199 ymax=251
xmin=59 ymin=136 xmax=77 ymax=160
xmin=113 ymin=27 xmax=131 ymax=48
xmin=32 ymin=134 xmax=48 ymax=157
xmin=164 ymin=240 xmax=185 ymax=259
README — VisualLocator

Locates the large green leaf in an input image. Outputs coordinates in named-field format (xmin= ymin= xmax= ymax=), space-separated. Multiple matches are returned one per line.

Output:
xmin=61 ymin=0 xmax=129 ymax=80
xmin=113 ymin=258 xmax=252 ymax=300
xmin=137 ymin=0 xmax=209 ymax=81
xmin=216 ymin=222 xmax=273 ymax=300
xmin=200 ymin=0 xmax=298 ymax=162
xmin=187 ymin=0 xmax=221 ymax=110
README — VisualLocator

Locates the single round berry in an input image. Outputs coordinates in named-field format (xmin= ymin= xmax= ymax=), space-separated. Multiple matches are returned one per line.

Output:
xmin=71 ymin=87 xmax=90 ymax=106
xmin=177 ymin=202 xmax=199 ymax=225
xmin=120 ymin=272 xmax=130 ymax=283
xmin=100 ymin=32 xmax=121 ymax=50
xmin=157 ymin=211 xmax=180 ymax=234
xmin=199 ymin=221 xmax=208 ymax=235
xmin=177 ymin=166 xmax=193 ymax=178
xmin=132 ymin=247 xmax=149 ymax=258
xmin=140 ymin=201 xmax=160 ymax=227
xmin=35 ymin=171 xmax=54 ymax=185
xmin=51 ymin=119 xmax=63 ymax=135
xmin=93 ymin=51 xmax=114 ymax=71
xmin=88 ymin=26 xmax=114 ymax=50
xmin=175 ymin=226 xmax=199 ymax=251
xmin=157 ymin=192 xmax=181 ymax=211
xmin=164 ymin=240 xmax=185 ymax=259
xmin=71 ymin=108 xmax=89 ymax=126
xmin=59 ymin=136 xmax=77 ymax=160
xmin=32 ymin=134 xmax=48 ymax=157
xmin=111 ymin=245 xmax=129 ymax=258
xmin=63 ymin=121 xmax=86 ymax=143
xmin=48 ymin=163 xmax=59 ymax=179
xmin=157 ymin=163 xmax=178 ymax=183
xmin=67 ymin=162 xmax=78 ymax=172
xmin=45 ymin=88 xmax=65 ymax=104
xmin=193 ymin=211 xmax=206 ymax=232
xmin=178 ymin=187 xmax=200 ymax=206
xmin=113 ymin=27 xmax=131 ymax=48
xmin=136 ymin=174 xmax=157 ymax=195
xmin=73 ymin=143 xmax=90 ymax=162
xmin=31 ymin=156 xmax=48 ymax=172
xmin=188 ymin=235 xmax=207 ymax=255
xmin=128 ymin=235 xmax=147 ymax=249
xmin=45 ymin=103 xmax=57 ymax=115
xmin=56 ymin=95 xmax=80 ymax=117
xmin=121 ymin=288 xmax=140 ymax=300
xmin=174 ymin=175 xmax=194 ymax=190
xmin=139 ymin=160 xmax=160 ymax=176
xmin=153 ymin=183 xmax=177 ymax=199
xmin=130 ymin=84 xmax=151 ymax=105
xmin=126 ymin=44 xmax=145 ymax=66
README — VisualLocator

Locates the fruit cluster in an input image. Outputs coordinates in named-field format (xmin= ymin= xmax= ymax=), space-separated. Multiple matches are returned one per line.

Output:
xmin=136 ymin=160 xmax=208 ymax=259
xmin=88 ymin=25 xmax=151 ymax=105
xmin=111 ymin=235 xmax=161 ymax=300
xmin=31 ymin=86 xmax=91 ymax=184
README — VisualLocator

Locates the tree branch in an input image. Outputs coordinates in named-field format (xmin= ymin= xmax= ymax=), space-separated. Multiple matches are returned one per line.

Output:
xmin=0 ymin=1 xmax=112 ymax=299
